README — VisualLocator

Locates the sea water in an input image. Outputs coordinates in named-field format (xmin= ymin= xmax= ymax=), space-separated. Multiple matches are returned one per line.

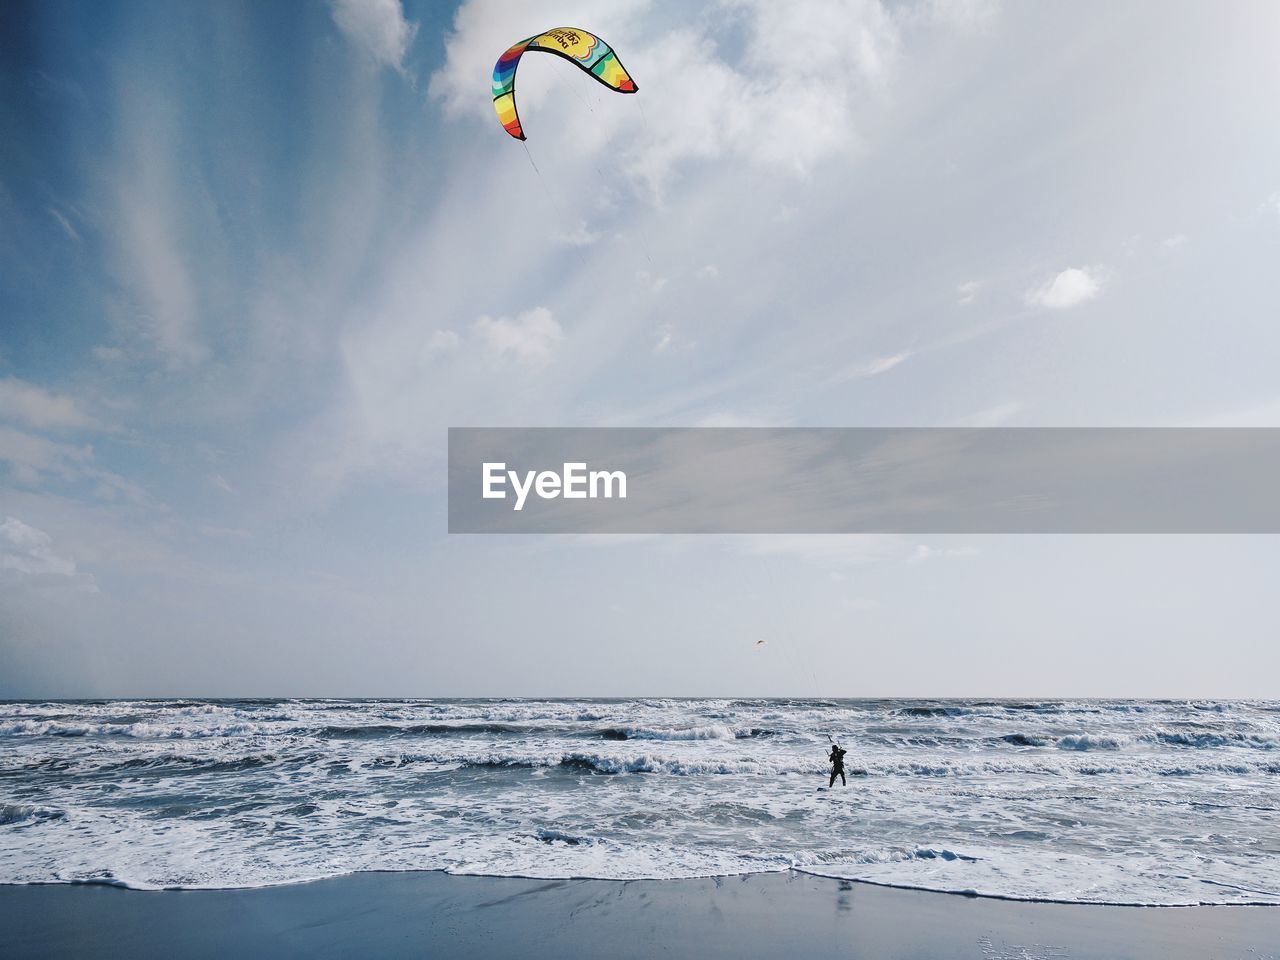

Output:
xmin=2 ymin=698 xmax=1278 ymax=904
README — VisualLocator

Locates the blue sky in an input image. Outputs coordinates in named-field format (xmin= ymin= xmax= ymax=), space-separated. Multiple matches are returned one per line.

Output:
xmin=2 ymin=0 xmax=1280 ymax=697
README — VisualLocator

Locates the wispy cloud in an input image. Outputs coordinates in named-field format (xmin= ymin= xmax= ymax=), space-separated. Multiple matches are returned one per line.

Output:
xmin=907 ymin=543 xmax=980 ymax=562
xmin=635 ymin=269 xmax=667 ymax=292
xmin=0 ymin=426 xmax=146 ymax=502
xmin=91 ymin=346 xmax=127 ymax=363
xmin=956 ymin=279 xmax=981 ymax=304
xmin=329 ymin=0 xmax=418 ymax=73
xmin=556 ymin=222 xmax=602 ymax=247
xmin=108 ymin=75 xmax=207 ymax=369
xmin=833 ymin=350 xmax=912 ymax=382
xmin=206 ymin=473 xmax=235 ymax=495
xmin=0 ymin=516 xmax=97 ymax=593
xmin=1 ymin=516 xmax=79 ymax=577
xmin=653 ymin=323 xmax=674 ymax=354
xmin=47 ymin=207 xmax=81 ymax=243
xmin=0 ymin=378 xmax=97 ymax=431
xmin=473 ymin=307 xmax=564 ymax=366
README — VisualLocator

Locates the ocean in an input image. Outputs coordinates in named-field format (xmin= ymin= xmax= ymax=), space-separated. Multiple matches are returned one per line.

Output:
xmin=2 ymin=698 xmax=1277 ymax=905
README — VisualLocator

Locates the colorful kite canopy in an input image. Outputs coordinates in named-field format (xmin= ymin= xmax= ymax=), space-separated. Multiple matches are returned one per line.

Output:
xmin=492 ymin=27 xmax=637 ymax=141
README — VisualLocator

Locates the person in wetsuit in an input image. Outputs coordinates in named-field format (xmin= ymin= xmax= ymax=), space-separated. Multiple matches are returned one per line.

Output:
xmin=828 ymin=742 xmax=847 ymax=787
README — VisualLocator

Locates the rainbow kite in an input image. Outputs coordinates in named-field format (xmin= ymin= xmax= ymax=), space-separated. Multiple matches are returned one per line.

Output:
xmin=492 ymin=27 xmax=637 ymax=141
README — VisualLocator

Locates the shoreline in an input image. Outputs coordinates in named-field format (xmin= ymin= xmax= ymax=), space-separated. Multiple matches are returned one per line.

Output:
xmin=7 ymin=868 xmax=1280 ymax=909
xmin=5 ymin=869 xmax=1279 ymax=960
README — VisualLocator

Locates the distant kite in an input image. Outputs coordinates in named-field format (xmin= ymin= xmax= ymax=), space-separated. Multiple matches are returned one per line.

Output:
xmin=492 ymin=27 xmax=637 ymax=141
xmin=755 ymin=640 xmax=767 ymax=647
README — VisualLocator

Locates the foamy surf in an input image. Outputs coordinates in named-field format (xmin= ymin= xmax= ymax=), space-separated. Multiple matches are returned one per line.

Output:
xmin=1 ymin=698 xmax=1277 ymax=905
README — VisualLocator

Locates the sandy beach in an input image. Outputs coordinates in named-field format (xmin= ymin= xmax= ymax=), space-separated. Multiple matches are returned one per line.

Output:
xmin=5 ymin=871 xmax=1279 ymax=960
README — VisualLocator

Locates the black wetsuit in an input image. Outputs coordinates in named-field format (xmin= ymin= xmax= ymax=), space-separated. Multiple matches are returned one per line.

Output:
xmin=828 ymin=746 xmax=847 ymax=787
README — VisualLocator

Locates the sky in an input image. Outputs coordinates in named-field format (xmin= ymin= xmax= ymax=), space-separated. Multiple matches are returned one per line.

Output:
xmin=2 ymin=0 xmax=1279 ymax=698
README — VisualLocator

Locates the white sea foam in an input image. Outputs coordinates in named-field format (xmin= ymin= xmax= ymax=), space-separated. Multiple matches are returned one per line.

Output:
xmin=1 ymin=698 xmax=1278 ymax=904
xmin=1055 ymin=734 xmax=1125 ymax=751
xmin=614 ymin=724 xmax=745 ymax=741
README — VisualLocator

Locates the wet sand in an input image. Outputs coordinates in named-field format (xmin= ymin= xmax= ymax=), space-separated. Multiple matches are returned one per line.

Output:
xmin=5 ymin=870 xmax=1279 ymax=959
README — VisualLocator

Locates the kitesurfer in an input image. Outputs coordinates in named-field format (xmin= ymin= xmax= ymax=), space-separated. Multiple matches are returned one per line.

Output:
xmin=828 ymin=742 xmax=847 ymax=787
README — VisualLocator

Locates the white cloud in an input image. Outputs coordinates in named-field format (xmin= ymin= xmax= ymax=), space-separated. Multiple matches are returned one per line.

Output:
xmin=636 ymin=269 xmax=668 ymax=292
xmin=0 ymin=426 xmax=91 ymax=483
xmin=556 ymin=222 xmax=602 ymax=247
xmin=1 ymin=516 xmax=79 ymax=577
xmin=0 ymin=426 xmax=147 ymax=502
xmin=207 ymin=473 xmax=235 ymax=494
xmin=625 ymin=0 xmax=901 ymax=189
xmin=834 ymin=350 xmax=912 ymax=381
xmin=1027 ymin=266 xmax=1103 ymax=310
xmin=473 ymin=307 xmax=564 ymax=366
xmin=696 ymin=264 xmax=720 ymax=279
xmin=908 ymin=543 xmax=980 ymax=562
xmin=47 ymin=207 xmax=81 ymax=242
xmin=0 ymin=377 xmax=95 ymax=430
xmin=654 ymin=323 xmax=674 ymax=354
xmin=1163 ymin=233 xmax=1188 ymax=248
xmin=329 ymin=0 xmax=417 ymax=72
xmin=108 ymin=76 xmax=208 ymax=369
xmin=957 ymin=279 xmax=981 ymax=304
xmin=92 ymin=346 xmax=127 ymax=362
